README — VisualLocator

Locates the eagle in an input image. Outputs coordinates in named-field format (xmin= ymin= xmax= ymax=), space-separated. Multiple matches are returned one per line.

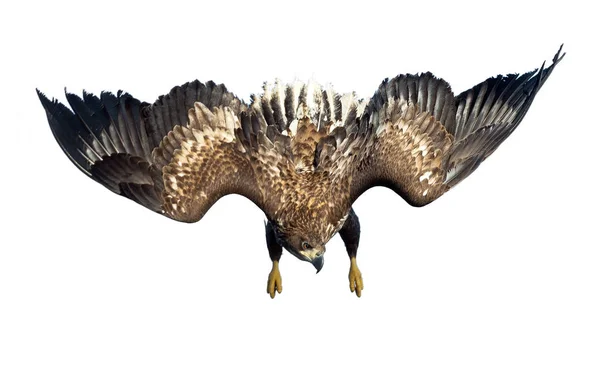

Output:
xmin=38 ymin=46 xmax=564 ymax=298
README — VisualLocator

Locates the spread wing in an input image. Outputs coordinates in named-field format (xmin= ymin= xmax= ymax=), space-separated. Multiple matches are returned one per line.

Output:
xmin=38 ymin=80 xmax=285 ymax=222
xmin=344 ymin=46 xmax=565 ymax=206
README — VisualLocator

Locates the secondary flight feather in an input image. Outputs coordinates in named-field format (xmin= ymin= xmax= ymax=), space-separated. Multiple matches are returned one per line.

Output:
xmin=38 ymin=46 xmax=564 ymax=298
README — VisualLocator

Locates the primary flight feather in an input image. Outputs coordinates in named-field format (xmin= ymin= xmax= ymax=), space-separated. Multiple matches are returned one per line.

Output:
xmin=38 ymin=46 xmax=564 ymax=298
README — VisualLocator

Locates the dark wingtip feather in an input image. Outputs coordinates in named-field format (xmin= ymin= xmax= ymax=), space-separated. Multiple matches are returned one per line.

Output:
xmin=37 ymin=88 xmax=62 ymax=113
xmin=537 ymin=44 xmax=565 ymax=89
xmin=446 ymin=45 xmax=565 ymax=187
xmin=36 ymin=88 xmax=49 ymax=103
xmin=555 ymin=44 xmax=566 ymax=63
xmin=38 ymin=89 xmax=93 ymax=175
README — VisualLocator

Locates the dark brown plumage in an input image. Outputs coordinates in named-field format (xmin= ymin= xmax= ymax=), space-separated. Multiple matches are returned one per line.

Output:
xmin=38 ymin=46 xmax=564 ymax=298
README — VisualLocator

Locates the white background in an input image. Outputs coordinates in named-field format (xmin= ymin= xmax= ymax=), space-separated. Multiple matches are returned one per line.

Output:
xmin=1 ymin=0 xmax=598 ymax=380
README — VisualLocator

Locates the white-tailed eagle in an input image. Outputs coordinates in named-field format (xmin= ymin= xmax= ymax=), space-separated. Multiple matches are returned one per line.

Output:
xmin=38 ymin=46 xmax=564 ymax=298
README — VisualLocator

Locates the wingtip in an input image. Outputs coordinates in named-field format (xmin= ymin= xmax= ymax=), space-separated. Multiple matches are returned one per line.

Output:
xmin=36 ymin=88 xmax=56 ymax=109
xmin=36 ymin=88 xmax=47 ymax=101
xmin=554 ymin=43 xmax=566 ymax=63
xmin=539 ymin=45 xmax=565 ymax=73
xmin=534 ymin=44 xmax=565 ymax=88
xmin=100 ymin=89 xmax=116 ymax=98
xmin=63 ymin=86 xmax=76 ymax=102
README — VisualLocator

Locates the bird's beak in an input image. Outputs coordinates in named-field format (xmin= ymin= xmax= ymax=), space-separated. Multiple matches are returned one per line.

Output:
xmin=312 ymin=254 xmax=324 ymax=273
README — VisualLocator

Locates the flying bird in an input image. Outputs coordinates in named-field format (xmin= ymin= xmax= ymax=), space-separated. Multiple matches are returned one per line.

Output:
xmin=38 ymin=46 xmax=564 ymax=298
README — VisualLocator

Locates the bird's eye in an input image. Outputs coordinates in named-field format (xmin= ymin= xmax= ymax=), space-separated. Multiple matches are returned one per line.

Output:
xmin=302 ymin=241 xmax=312 ymax=251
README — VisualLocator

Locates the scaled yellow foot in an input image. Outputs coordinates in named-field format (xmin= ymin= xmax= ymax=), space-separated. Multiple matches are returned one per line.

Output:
xmin=349 ymin=257 xmax=363 ymax=297
xmin=267 ymin=260 xmax=282 ymax=299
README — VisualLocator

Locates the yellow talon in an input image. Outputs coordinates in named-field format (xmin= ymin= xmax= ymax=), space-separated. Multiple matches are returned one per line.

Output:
xmin=267 ymin=260 xmax=283 ymax=299
xmin=349 ymin=257 xmax=363 ymax=297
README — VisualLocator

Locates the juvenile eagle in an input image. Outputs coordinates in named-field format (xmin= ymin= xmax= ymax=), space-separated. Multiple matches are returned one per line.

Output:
xmin=39 ymin=47 xmax=564 ymax=298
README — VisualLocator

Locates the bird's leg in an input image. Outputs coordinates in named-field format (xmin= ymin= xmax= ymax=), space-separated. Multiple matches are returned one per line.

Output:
xmin=265 ymin=221 xmax=283 ymax=298
xmin=339 ymin=208 xmax=363 ymax=297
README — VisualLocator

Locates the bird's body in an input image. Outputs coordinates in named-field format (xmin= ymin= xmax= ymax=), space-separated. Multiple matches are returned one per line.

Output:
xmin=39 ymin=46 xmax=564 ymax=297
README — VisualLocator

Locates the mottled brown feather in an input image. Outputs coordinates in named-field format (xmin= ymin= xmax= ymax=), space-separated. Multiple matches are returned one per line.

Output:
xmin=40 ymin=47 xmax=563 ymax=245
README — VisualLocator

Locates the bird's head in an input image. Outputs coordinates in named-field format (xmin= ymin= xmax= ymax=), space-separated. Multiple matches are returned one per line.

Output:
xmin=270 ymin=220 xmax=328 ymax=273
